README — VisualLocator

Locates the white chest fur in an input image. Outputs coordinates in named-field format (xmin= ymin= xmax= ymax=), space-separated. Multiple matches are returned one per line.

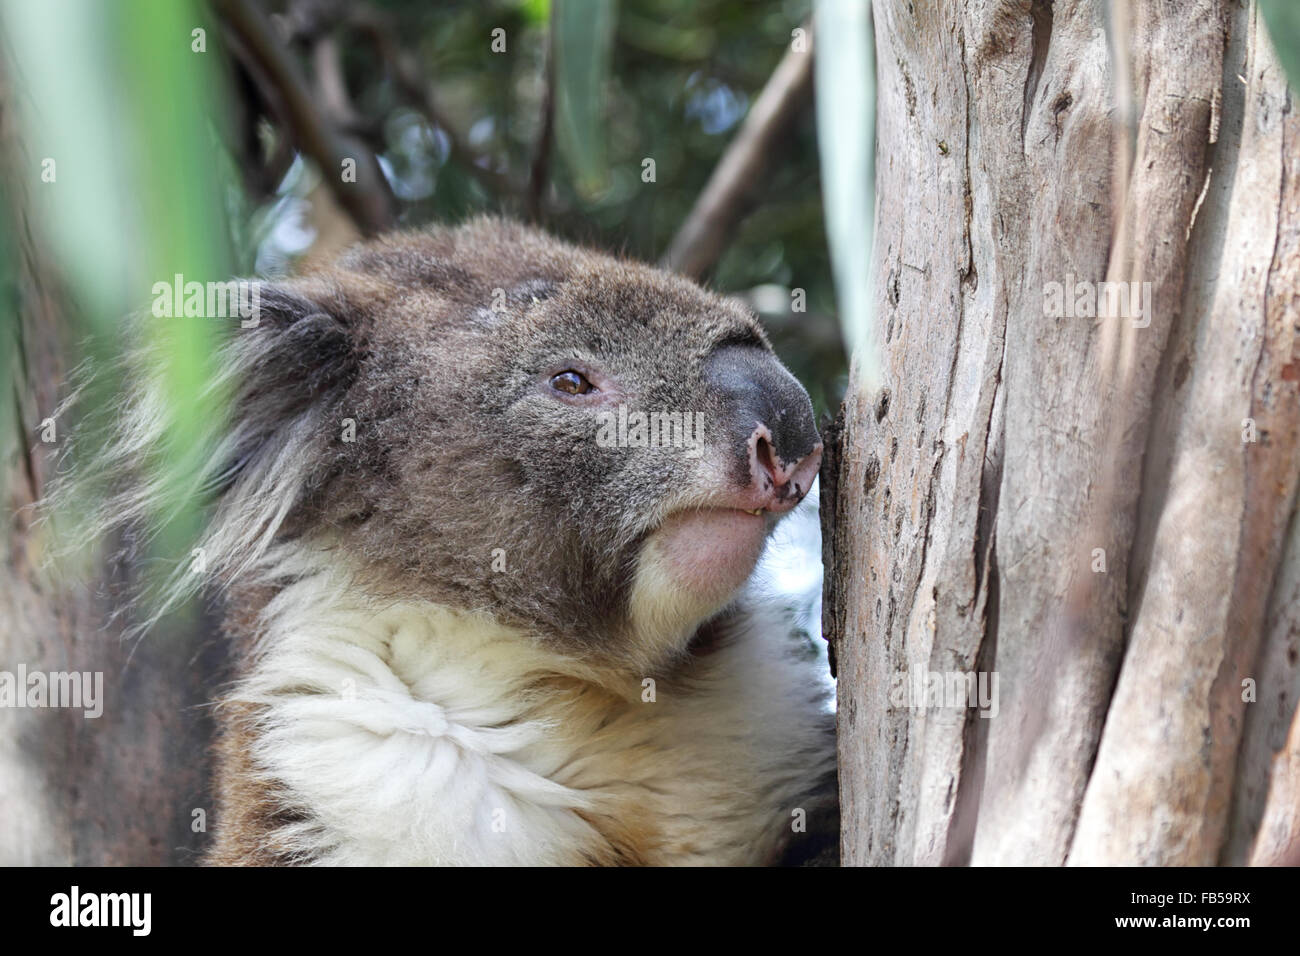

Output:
xmin=226 ymin=555 xmax=834 ymax=865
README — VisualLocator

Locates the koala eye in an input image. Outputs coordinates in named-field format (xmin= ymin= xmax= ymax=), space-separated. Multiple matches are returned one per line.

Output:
xmin=550 ymin=370 xmax=595 ymax=395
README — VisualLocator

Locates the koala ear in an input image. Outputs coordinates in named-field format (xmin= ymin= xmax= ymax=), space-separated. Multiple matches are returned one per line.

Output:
xmin=228 ymin=283 xmax=364 ymax=416
xmin=41 ymin=279 xmax=369 ymax=615
xmin=210 ymin=282 xmax=365 ymax=495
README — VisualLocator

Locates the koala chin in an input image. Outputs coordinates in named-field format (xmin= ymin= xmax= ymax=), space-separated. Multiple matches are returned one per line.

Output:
xmin=99 ymin=217 xmax=839 ymax=865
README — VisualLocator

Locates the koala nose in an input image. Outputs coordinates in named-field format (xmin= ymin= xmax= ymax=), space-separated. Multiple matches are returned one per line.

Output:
xmin=704 ymin=344 xmax=823 ymax=514
xmin=749 ymin=424 xmax=822 ymax=512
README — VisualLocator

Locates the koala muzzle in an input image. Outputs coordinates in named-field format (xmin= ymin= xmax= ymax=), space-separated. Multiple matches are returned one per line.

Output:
xmin=704 ymin=345 xmax=823 ymax=515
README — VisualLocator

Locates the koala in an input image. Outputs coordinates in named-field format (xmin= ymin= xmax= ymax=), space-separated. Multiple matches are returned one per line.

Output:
xmin=70 ymin=217 xmax=837 ymax=865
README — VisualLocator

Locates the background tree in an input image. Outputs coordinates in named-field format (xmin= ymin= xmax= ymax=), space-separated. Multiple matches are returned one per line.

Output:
xmin=825 ymin=0 xmax=1300 ymax=865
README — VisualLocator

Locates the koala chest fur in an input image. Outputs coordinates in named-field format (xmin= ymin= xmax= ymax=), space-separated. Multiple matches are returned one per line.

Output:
xmin=110 ymin=218 xmax=836 ymax=864
xmin=208 ymin=557 xmax=835 ymax=866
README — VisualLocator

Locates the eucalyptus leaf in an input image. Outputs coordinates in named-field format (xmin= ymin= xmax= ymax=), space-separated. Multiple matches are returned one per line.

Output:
xmin=553 ymin=0 xmax=618 ymax=201
xmin=1260 ymin=0 xmax=1300 ymax=88
xmin=814 ymin=0 xmax=876 ymax=390
xmin=0 ymin=0 xmax=231 ymax=597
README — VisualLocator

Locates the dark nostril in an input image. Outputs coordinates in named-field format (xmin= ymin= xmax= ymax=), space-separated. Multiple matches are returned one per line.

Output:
xmin=755 ymin=436 xmax=779 ymax=492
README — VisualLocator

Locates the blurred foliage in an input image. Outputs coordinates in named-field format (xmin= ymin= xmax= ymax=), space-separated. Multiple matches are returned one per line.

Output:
xmin=813 ymin=0 xmax=874 ymax=391
xmin=1 ymin=0 xmax=231 ymax=588
xmin=552 ymin=0 xmax=617 ymax=200
xmin=1260 ymin=0 xmax=1300 ymax=89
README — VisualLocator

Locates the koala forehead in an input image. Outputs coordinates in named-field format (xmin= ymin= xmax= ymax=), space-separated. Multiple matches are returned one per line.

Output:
xmin=317 ymin=217 xmax=768 ymax=377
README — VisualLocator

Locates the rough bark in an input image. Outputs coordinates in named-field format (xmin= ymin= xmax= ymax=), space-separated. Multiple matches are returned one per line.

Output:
xmin=830 ymin=0 xmax=1300 ymax=866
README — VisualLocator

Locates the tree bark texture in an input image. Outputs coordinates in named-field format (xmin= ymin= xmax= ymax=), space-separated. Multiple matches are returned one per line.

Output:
xmin=827 ymin=0 xmax=1300 ymax=866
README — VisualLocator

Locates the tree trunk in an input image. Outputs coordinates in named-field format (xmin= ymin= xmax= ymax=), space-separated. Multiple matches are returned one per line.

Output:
xmin=827 ymin=0 xmax=1300 ymax=866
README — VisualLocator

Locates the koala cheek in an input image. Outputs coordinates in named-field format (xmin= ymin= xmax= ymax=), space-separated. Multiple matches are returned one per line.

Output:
xmin=625 ymin=508 xmax=768 ymax=658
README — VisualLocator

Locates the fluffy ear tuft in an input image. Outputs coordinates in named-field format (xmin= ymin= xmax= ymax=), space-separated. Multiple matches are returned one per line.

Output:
xmin=216 ymin=284 xmax=365 ymax=485
xmin=37 ymin=280 xmax=366 ymax=632
xmin=193 ymin=282 xmax=368 ymax=578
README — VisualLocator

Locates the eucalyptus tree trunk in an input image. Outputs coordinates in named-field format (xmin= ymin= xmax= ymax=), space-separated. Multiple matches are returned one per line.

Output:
xmin=826 ymin=0 xmax=1300 ymax=866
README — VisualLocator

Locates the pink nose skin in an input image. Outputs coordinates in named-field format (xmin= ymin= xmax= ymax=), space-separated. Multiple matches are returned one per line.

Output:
xmin=746 ymin=424 xmax=822 ymax=515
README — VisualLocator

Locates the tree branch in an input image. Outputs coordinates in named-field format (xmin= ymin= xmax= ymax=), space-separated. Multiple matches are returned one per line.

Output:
xmin=526 ymin=25 xmax=556 ymax=221
xmin=1249 ymin=702 xmax=1300 ymax=866
xmin=213 ymin=0 xmax=396 ymax=235
xmin=661 ymin=27 xmax=814 ymax=279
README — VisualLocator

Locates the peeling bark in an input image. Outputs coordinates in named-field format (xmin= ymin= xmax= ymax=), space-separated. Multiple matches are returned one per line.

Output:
xmin=831 ymin=0 xmax=1300 ymax=866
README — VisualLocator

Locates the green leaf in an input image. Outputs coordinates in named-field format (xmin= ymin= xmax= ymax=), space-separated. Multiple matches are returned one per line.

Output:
xmin=0 ymin=0 xmax=232 ymax=593
xmin=519 ymin=0 xmax=551 ymax=25
xmin=813 ymin=0 xmax=877 ymax=388
xmin=1260 ymin=0 xmax=1300 ymax=88
xmin=553 ymin=0 xmax=618 ymax=201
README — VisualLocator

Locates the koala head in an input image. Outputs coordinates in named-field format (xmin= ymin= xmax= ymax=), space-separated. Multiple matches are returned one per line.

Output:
xmin=213 ymin=218 xmax=821 ymax=670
